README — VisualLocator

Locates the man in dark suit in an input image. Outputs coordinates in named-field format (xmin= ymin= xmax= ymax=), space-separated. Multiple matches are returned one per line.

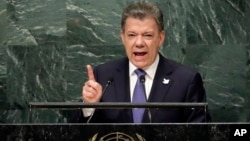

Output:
xmin=70 ymin=1 xmax=211 ymax=123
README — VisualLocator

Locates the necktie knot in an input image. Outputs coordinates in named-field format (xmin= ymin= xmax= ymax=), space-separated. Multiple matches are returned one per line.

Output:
xmin=134 ymin=69 xmax=146 ymax=78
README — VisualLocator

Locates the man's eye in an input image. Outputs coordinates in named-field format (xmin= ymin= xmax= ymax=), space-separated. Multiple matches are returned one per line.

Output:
xmin=144 ymin=34 xmax=152 ymax=37
xmin=128 ymin=34 xmax=135 ymax=37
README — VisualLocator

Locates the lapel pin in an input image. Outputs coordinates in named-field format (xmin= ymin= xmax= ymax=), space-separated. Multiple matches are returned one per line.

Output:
xmin=162 ymin=78 xmax=170 ymax=84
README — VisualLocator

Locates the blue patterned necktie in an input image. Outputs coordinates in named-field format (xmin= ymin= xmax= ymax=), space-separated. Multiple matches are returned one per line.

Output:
xmin=132 ymin=69 xmax=146 ymax=123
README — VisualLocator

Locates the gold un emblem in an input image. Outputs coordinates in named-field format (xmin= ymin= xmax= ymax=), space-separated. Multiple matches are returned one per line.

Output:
xmin=89 ymin=132 xmax=146 ymax=141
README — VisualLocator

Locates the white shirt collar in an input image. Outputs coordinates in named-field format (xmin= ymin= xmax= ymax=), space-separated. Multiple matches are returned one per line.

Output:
xmin=129 ymin=54 xmax=159 ymax=79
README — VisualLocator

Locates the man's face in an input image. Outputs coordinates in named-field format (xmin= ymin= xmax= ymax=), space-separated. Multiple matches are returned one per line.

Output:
xmin=120 ymin=17 xmax=165 ymax=69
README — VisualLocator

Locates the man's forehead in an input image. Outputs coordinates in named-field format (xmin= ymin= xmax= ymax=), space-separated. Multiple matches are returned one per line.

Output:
xmin=125 ymin=17 xmax=157 ymax=25
xmin=124 ymin=17 xmax=157 ymax=29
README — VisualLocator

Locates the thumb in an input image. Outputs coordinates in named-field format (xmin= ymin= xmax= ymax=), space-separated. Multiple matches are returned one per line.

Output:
xmin=86 ymin=65 xmax=96 ymax=81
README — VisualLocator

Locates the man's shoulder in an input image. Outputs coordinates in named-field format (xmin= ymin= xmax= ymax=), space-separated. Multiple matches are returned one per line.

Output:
xmin=161 ymin=55 xmax=199 ymax=76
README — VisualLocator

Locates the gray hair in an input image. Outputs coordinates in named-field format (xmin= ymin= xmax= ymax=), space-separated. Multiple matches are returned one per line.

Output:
xmin=121 ymin=1 xmax=164 ymax=32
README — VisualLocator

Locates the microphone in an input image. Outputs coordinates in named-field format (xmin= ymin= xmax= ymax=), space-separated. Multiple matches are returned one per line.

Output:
xmin=87 ymin=78 xmax=113 ymax=123
xmin=139 ymin=75 xmax=152 ymax=123
xmin=139 ymin=75 xmax=145 ymax=83
xmin=102 ymin=78 xmax=113 ymax=96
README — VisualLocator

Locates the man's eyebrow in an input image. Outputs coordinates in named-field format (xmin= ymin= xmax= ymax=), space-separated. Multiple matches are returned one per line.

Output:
xmin=126 ymin=31 xmax=136 ymax=33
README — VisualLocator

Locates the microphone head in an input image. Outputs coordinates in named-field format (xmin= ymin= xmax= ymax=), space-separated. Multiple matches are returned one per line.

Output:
xmin=107 ymin=78 xmax=114 ymax=85
xmin=139 ymin=76 xmax=145 ymax=83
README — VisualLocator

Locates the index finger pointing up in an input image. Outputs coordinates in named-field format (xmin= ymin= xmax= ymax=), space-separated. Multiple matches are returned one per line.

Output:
xmin=86 ymin=65 xmax=96 ymax=81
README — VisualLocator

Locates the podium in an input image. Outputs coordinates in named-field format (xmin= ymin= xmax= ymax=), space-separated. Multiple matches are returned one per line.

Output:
xmin=0 ymin=102 xmax=247 ymax=140
xmin=1 ymin=123 xmax=249 ymax=140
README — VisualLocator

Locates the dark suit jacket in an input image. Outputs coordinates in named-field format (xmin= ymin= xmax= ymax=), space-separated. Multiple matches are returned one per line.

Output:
xmin=69 ymin=53 xmax=211 ymax=123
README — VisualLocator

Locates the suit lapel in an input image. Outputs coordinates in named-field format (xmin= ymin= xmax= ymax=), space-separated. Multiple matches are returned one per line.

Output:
xmin=113 ymin=58 xmax=133 ymax=122
xmin=114 ymin=58 xmax=130 ymax=102
xmin=148 ymin=54 xmax=174 ymax=102
xmin=144 ymin=54 xmax=174 ymax=122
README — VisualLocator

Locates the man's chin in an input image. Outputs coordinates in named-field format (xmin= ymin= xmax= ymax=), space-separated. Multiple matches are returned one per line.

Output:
xmin=132 ymin=61 xmax=148 ymax=69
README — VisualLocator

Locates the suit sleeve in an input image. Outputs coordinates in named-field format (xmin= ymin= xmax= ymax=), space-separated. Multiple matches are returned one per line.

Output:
xmin=68 ymin=109 xmax=88 ymax=123
xmin=184 ymin=73 xmax=211 ymax=122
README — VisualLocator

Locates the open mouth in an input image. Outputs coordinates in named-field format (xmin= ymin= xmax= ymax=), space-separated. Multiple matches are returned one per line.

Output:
xmin=134 ymin=52 xmax=147 ymax=56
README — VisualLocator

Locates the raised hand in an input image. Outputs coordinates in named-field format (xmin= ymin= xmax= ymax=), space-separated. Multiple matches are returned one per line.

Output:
xmin=82 ymin=65 xmax=103 ymax=103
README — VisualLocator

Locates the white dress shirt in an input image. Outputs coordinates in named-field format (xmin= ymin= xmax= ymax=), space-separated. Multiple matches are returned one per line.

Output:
xmin=129 ymin=54 xmax=159 ymax=101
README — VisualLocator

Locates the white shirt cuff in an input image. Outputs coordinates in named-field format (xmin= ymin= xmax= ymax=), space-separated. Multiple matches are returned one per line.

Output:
xmin=81 ymin=101 xmax=95 ymax=117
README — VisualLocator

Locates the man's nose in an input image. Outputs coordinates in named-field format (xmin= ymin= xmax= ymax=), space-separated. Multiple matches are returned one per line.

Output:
xmin=135 ymin=36 xmax=145 ymax=47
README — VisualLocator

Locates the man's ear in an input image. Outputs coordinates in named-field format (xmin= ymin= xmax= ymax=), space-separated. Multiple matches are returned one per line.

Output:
xmin=159 ymin=31 xmax=166 ymax=47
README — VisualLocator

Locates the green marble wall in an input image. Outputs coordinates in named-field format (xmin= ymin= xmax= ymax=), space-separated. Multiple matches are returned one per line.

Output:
xmin=0 ymin=0 xmax=249 ymax=123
